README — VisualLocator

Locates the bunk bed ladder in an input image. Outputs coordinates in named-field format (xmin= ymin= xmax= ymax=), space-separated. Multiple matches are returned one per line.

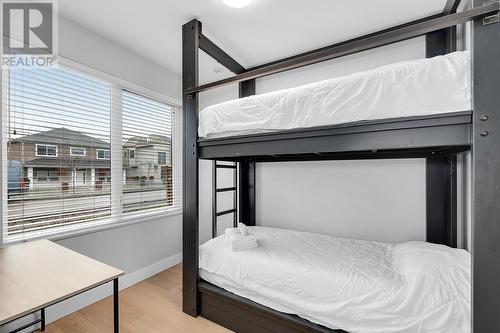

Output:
xmin=212 ymin=161 xmax=238 ymax=238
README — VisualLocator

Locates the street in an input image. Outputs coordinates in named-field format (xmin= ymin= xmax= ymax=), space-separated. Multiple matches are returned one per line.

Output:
xmin=7 ymin=189 xmax=169 ymax=235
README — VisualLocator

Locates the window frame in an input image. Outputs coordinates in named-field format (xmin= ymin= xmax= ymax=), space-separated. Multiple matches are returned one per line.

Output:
xmin=96 ymin=149 xmax=111 ymax=160
xmin=1 ymin=58 xmax=182 ymax=245
xmin=35 ymin=144 xmax=58 ymax=157
xmin=70 ymin=146 xmax=86 ymax=156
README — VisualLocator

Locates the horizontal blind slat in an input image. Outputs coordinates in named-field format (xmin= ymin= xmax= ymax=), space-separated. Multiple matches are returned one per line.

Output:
xmin=122 ymin=90 xmax=176 ymax=213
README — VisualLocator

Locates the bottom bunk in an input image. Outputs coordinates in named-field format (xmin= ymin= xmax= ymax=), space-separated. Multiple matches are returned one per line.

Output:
xmin=199 ymin=281 xmax=341 ymax=333
xmin=198 ymin=226 xmax=471 ymax=333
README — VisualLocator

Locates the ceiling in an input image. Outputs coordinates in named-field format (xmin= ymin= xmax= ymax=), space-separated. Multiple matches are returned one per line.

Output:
xmin=59 ymin=0 xmax=448 ymax=80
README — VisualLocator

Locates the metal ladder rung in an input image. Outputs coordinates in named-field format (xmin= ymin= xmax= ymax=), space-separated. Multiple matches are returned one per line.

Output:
xmin=213 ymin=161 xmax=238 ymax=238
xmin=215 ymin=164 xmax=237 ymax=169
xmin=216 ymin=187 xmax=237 ymax=193
xmin=216 ymin=209 xmax=237 ymax=217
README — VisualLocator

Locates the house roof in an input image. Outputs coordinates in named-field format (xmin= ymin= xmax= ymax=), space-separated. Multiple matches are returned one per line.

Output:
xmin=24 ymin=157 xmax=111 ymax=169
xmin=123 ymin=134 xmax=171 ymax=148
xmin=11 ymin=128 xmax=110 ymax=149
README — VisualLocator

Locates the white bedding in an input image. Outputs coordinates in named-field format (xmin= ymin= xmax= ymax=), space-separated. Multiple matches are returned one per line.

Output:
xmin=198 ymin=51 xmax=471 ymax=138
xmin=199 ymin=226 xmax=471 ymax=333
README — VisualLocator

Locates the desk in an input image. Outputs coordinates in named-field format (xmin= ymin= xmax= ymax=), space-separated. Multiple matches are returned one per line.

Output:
xmin=0 ymin=240 xmax=124 ymax=332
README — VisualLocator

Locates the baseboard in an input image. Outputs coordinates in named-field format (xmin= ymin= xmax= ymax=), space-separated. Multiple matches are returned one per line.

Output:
xmin=121 ymin=252 xmax=182 ymax=290
xmin=0 ymin=252 xmax=182 ymax=333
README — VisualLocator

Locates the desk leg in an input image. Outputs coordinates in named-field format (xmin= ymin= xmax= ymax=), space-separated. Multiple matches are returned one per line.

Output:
xmin=113 ymin=278 xmax=119 ymax=333
xmin=40 ymin=308 xmax=46 ymax=331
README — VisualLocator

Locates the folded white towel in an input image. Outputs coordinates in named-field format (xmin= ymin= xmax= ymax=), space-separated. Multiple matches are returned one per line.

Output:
xmin=226 ymin=233 xmax=257 ymax=251
xmin=228 ymin=233 xmax=256 ymax=243
xmin=224 ymin=227 xmax=240 ymax=240
xmin=238 ymin=223 xmax=249 ymax=236
xmin=232 ymin=241 xmax=257 ymax=251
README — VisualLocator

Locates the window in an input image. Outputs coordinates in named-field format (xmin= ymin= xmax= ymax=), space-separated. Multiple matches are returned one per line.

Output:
xmin=97 ymin=149 xmax=111 ymax=160
xmin=2 ymin=64 xmax=181 ymax=242
xmin=70 ymin=147 xmax=86 ymax=156
xmin=4 ymin=66 xmax=112 ymax=240
xmin=158 ymin=152 xmax=167 ymax=165
xmin=34 ymin=169 xmax=59 ymax=182
xmin=122 ymin=90 xmax=175 ymax=214
xmin=36 ymin=144 xmax=58 ymax=157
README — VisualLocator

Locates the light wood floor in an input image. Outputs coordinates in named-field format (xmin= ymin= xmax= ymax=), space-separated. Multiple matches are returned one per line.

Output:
xmin=41 ymin=264 xmax=232 ymax=333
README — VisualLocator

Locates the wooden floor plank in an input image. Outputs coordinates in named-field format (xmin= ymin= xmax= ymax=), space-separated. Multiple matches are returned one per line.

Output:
xmin=40 ymin=264 xmax=232 ymax=333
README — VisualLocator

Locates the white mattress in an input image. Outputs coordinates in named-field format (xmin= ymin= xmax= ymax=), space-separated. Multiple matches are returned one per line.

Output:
xmin=199 ymin=51 xmax=471 ymax=138
xmin=199 ymin=226 xmax=471 ymax=333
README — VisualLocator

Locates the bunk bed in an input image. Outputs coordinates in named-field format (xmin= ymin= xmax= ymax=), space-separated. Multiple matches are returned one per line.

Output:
xmin=182 ymin=0 xmax=500 ymax=332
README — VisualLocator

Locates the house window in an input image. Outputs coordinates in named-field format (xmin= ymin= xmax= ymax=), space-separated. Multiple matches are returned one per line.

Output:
xmin=158 ymin=152 xmax=167 ymax=165
xmin=34 ymin=169 xmax=59 ymax=182
xmin=97 ymin=149 xmax=111 ymax=159
xmin=36 ymin=144 xmax=58 ymax=157
xmin=2 ymin=65 xmax=180 ymax=243
xmin=70 ymin=147 xmax=86 ymax=156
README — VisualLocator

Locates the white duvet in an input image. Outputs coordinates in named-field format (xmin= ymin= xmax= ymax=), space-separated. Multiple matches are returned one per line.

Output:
xmin=199 ymin=226 xmax=471 ymax=333
xmin=198 ymin=51 xmax=471 ymax=138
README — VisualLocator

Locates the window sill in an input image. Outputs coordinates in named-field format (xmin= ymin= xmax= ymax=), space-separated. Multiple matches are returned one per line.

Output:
xmin=3 ymin=207 xmax=182 ymax=245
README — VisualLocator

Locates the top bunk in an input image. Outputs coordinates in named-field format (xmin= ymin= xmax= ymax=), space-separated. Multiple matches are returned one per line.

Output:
xmin=185 ymin=1 xmax=500 ymax=161
xmin=198 ymin=52 xmax=472 ymax=160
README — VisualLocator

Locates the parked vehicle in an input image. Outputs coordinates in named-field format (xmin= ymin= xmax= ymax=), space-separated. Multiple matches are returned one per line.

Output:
xmin=8 ymin=160 xmax=24 ymax=197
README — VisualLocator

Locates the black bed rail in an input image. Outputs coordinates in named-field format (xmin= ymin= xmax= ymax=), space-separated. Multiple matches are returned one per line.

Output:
xmin=185 ymin=1 xmax=499 ymax=95
xmin=198 ymin=111 xmax=472 ymax=160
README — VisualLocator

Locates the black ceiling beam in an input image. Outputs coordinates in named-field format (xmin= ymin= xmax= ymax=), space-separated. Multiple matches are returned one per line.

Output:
xmin=443 ymin=0 xmax=462 ymax=15
xmin=199 ymin=34 xmax=246 ymax=74
xmin=186 ymin=1 xmax=499 ymax=95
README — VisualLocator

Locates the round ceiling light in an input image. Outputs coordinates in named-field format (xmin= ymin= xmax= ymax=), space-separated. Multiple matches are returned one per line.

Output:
xmin=222 ymin=0 xmax=253 ymax=8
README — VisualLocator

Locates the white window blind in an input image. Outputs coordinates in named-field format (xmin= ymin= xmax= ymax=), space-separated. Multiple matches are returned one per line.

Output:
xmin=2 ymin=64 xmax=181 ymax=242
xmin=3 ymin=67 xmax=112 ymax=238
xmin=122 ymin=90 xmax=179 ymax=214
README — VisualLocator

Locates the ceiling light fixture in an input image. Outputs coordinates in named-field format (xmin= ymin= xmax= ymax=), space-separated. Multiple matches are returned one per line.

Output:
xmin=222 ymin=0 xmax=253 ymax=9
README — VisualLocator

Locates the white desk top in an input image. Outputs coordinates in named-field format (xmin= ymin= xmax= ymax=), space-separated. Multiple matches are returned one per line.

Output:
xmin=0 ymin=240 xmax=124 ymax=325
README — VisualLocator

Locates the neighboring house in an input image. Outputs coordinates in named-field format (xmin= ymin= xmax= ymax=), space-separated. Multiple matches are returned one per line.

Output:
xmin=8 ymin=128 xmax=111 ymax=190
xmin=122 ymin=134 xmax=172 ymax=188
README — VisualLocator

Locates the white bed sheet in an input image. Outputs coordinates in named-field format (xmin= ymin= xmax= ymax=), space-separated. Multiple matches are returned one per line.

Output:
xmin=198 ymin=51 xmax=471 ymax=138
xmin=199 ymin=226 xmax=471 ymax=333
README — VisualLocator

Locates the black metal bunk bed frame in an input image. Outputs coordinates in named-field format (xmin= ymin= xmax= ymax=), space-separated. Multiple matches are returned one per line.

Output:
xmin=182 ymin=0 xmax=500 ymax=332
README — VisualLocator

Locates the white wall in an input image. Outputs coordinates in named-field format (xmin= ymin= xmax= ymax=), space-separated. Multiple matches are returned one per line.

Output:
xmin=0 ymin=17 xmax=182 ymax=332
xmin=56 ymin=15 xmax=183 ymax=282
xmin=199 ymin=36 xmax=467 ymax=244
xmin=256 ymin=159 xmax=425 ymax=242
xmin=59 ymin=17 xmax=181 ymax=100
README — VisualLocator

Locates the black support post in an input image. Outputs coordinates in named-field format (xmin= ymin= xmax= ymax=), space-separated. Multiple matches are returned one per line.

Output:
xmin=426 ymin=156 xmax=457 ymax=247
xmin=425 ymin=27 xmax=456 ymax=57
xmin=425 ymin=14 xmax=458 ymax=248
xmin=212 ymin=160 xmax=217 ymax=238
xmin=425 ymin=0 xmax=458 ymax=59
xmin=239 ymin=159 xmax=256 ymax=226
xmin=182 ymin=19 xmax=200 ymax=317
xmin=472 ymin=3 xmax=500 ymax=331
xmin=238 ymin=80 xmax=256 ymax=226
